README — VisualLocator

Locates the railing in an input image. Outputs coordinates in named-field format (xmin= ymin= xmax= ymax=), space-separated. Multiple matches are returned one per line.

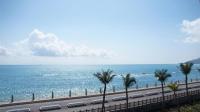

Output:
xmin=4 ymin=79 xmax=200 ymax=105
xmin=1 ymin=78 xmax=200 ymax=108
xmin=5 ymin=78 xmax=200 ymax=104
xmin=78 ymin=89 xmax=200 ymax=112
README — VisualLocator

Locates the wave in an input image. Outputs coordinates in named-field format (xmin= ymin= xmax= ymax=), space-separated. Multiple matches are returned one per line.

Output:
xmin=116 ymin=73 xmax=154 ymax=78
xmin=42 ymin=73 xmax=59 ymax=77
xmin=132 ymin=73 xmax=154 ymax=77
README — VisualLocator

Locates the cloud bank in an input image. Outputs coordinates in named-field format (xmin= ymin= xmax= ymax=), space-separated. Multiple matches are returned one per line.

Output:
xmin=0 ymin=29 xmax=113 ymax=58
xmin=181 ymin=18 xmax=200 ymax=43
xmin=0 ymin=46 xmax=9 ymax=56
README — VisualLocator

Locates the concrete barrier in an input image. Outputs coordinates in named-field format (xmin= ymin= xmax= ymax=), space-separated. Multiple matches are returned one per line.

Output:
xmin=90 ymin=99 xmax=108 ymax=104
xmin=130 ymin=94 xmax=144 ymax=98
xmin=1 ymin=81 xmax=200 ymax=108
xmin=67 ymin=102 xmax=86 ymax=108
xmin=6 ymin=108 xmax=30 ymax=112
xmin=39 ymin=104 xmax=61 ymax=111
xmin=164 ymin=90 xmax=172 ymax=93
xmin=145 ymin=91 xmax=160 ymax=96
xmin=112 ymin=96 xmax=126 ymax=101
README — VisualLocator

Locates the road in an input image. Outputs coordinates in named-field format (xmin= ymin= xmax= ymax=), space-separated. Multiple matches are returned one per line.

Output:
xmin=1 ymin=81 xmax=200 ymax=112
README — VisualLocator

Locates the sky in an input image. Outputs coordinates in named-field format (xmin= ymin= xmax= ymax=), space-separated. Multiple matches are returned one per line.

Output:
xmin=0 ymin=0 xmax=200 ymax=65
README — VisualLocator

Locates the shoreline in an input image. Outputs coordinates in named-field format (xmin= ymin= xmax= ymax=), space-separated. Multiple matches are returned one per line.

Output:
xmin=1 ymin=80 xmax=200 ymax=108
xmin=1 ymin=64 xmax=199 ymax=104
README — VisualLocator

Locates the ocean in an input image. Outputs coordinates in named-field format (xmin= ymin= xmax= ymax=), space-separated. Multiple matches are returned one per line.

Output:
xmin=0 ymin=64 xmax=199 ymax=103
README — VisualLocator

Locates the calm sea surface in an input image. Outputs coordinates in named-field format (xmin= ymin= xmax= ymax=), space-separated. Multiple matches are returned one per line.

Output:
xmin=0 ymin=64 xmax=199 ymax=103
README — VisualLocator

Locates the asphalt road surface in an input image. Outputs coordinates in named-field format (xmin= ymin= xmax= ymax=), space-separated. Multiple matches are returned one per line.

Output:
xmin=1 ymin=81 xmax=200 ymax=112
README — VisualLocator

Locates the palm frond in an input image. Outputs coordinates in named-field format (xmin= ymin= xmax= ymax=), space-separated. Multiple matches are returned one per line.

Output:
xmin=94 ymin=72 xmax=105 ymax=84
xmin=94 ymin=69 xmax=115 ymax=84
xmin=122 ymin=73 xmax=136 ymax=88
xmin=197 ymin=68 xmax=200 ymax=73
xmin=167 ymin=83 xmax=179 ymax=92
xmin=180 ymin=63 xmax=193 ymax=75
xmin=154 ymin=69 xmax=171 ymax=83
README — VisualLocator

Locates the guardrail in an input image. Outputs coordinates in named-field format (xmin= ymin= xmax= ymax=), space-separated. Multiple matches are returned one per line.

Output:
xmin=1 ymin=79 xmax=200 ymax=107
xmin=79 ymin=89 xmax=200 ymax=112
xmin=4 ymin=85 xmax=200 ymax=112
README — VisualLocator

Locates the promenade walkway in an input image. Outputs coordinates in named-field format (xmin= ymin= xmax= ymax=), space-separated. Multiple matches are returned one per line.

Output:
xmin=1 ymin=81 xmax=200 ymax=112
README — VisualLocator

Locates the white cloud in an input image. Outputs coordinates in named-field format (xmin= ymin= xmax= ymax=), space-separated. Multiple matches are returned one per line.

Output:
xmin=0 ymin=46 xmax=9 ymax=56
xmin=4 ymin=29 xmax=114 ymax=58
xmin=181 ymin=18 xmax=200 ymax=43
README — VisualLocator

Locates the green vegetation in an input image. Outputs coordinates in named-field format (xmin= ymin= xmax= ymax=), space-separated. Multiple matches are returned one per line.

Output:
xmin=155 ymin=69 xmax=171 ymax=102
xmin=180 ymin=63 xmax=193 ymax=96
xmin=94 ymin=69 xmax=115 ymax=112
xmin=167 ymin=102 xmax=200 ymax=112
xmin=121 ymin=73 xmax=136 ymax=110
xmin=168 ymin=83 xmax=179 ymax=97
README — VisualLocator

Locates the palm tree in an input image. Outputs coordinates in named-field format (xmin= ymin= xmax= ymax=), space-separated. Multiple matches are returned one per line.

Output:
xmin=155 ymin=69 xmax=171 ymax=102
xmin=167 ymin=83 xmax=179 ymax=97
xmin=121 ymin=73 xmax=136 ymax=111
xmin=167 ymin=83 xmax=179 ymax=111
xmin=94 ymin=69 xmax=115 ymax=112
xmin=180 ymin=63 xmax=193 ymax=96
xmin=198 ymin=68 xmax=200 ymax=74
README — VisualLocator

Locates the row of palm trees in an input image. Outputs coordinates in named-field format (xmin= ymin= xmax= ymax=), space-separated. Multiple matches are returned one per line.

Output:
xmin=94 ymin=69 xmax=136 ymax=112
xmin=94 ymin=62 xmax=199 ymax=112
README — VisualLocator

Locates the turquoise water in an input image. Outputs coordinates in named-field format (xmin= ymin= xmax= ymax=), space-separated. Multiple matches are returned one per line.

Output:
xmin=0 ymin=64 xmax=199 ymax=103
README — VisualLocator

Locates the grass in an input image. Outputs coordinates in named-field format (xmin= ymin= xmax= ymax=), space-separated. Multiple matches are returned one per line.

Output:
xmin=166 ymin=101 xmax=200 ymax=112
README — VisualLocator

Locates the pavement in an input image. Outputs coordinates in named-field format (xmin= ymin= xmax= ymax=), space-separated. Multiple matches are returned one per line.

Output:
xmin=1 ymin=81 xmax=200 ymax=112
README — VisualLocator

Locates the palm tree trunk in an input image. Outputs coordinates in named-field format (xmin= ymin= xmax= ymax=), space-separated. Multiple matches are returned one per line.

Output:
xmin=174 ymin=91 xmax=180 ymax=112
xmin=125 ymin=87 xmax=128 ymax=111
xmin=161 ymin=83 xmax=165 ymax=102
xmin=161 ymin=82 xmax=165 ymax=110
xmin=185 ymin=75 xmax=188 ymax=96
xmin=102 ymin=84 xmax=106 ymax=112
xmin=174 ymin=91 xmax=176 ymax=98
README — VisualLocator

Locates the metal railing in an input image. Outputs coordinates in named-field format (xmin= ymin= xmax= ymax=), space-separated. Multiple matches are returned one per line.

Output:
xmin=79 ymin=89 xmax=200 ymax=112
xmin=7 ymin=78 xmax=199 ymax=103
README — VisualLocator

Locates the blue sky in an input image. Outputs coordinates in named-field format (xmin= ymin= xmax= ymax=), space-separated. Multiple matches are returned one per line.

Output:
xmin=0 ymin=0 xmax=200 ymax=64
